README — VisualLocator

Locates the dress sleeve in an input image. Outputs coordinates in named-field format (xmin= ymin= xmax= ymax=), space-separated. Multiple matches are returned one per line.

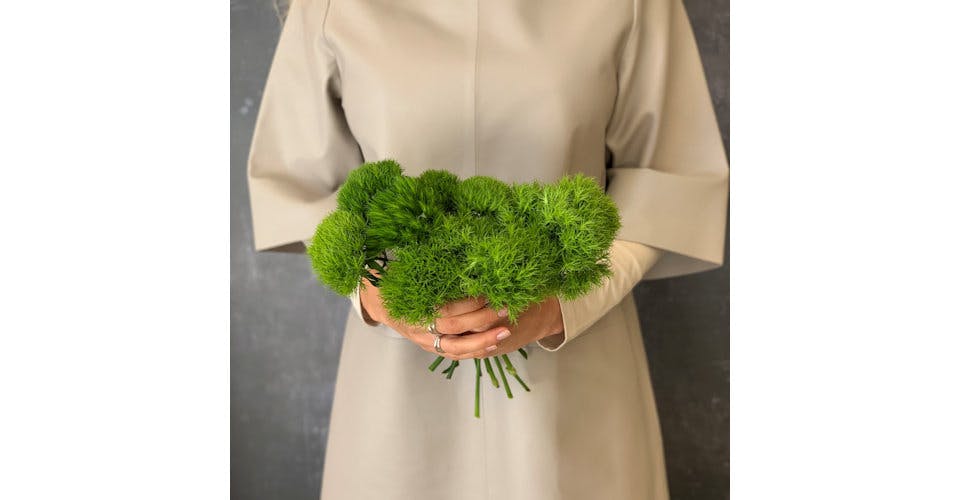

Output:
xmin=347 ymin=287 xmax=381 ymax=327
xmin=603 ymin=0 xmax=729 ymax=279
xmin=537 ymin=0 xmax=727 ymax=352
xmin=247 ymin=0 xmax=364 ymax=252
xmin=538 ymin=239 xmax=662 ymax=351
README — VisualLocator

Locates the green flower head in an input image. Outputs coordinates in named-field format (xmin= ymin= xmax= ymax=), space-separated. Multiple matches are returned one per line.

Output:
xmin=542 ymin=174 xmax=621 ymax=275
xmin=417 ymin=169 xmax=460 ymax=211
xmin=307 ymin=210 xmax=367 ymax=296
xmin=461 ymin=225 xmax=558 ymax=322
xmin=336 ymin=159 xmax=403 ymax=215
xmin=455 ymin=176 xmax=514 ymax=222
xmin=509 ymin=181 xmax=546 ymax=226
xmin=366 ymin=175 xmax=450 ymax=252
xmin=379 ymin=243 xmax=464 ymax=325
xmin=557 ymin=262 xmax=613 ymax=300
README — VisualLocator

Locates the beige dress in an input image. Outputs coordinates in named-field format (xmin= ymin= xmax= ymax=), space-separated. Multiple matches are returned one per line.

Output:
xmin=247 ymin=0 xmax=728 ymax=498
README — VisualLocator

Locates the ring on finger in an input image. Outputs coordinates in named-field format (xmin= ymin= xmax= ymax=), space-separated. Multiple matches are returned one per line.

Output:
xmin=428 ymin=322 xmax=445 ymax=354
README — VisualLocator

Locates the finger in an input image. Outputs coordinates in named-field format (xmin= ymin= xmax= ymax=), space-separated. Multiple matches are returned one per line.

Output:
xmin=436 ymin=296 xmax=489 ymax=318
xmin=390 ymin=323 xmax=434 ymax=352
xmin=413 ymin=328 xmax=464 ymax=359
xmin=435 ymin=305 xmax=508 ymax=334
xmin=446 ymin=340 xmax=501 ymax=360
xmin=461 ymin=348 xmax=492 ymax=360
xmin=459 ymin=338 xmax=532 ymax=360
xmin=468 ymin=321 xmax=501 ymax=333
xmin=397 ymin=324 xmax=465 ymax=359
xmin=436 ymin=326 xmax=510 ymax=356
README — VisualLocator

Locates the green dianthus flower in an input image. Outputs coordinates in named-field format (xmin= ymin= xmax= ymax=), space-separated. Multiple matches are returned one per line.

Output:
xmin=461 ymin=224 xmax=558 ymax=321
xmin=336 ymin=159 xmax=403 ymax=215
xmin=379 ymin=243 xmax=463 ymax=325
xmin=367 ymin=175 xmax=450 ymax=252
xmin=455 ymin=176 xmax=514 ymax=222
xmin=542 ymin=174 xmax=621 ymax=273
xmin=307 ymin=210 xmax=367 ymax=295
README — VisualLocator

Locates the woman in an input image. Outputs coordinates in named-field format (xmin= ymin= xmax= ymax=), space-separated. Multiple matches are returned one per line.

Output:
xmin=247 ymin=0 xmax=728 ymax=498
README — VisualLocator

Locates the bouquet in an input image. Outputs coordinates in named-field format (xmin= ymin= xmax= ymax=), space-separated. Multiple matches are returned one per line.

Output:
xmin=308 ymin=159 xmax=620 ymax=417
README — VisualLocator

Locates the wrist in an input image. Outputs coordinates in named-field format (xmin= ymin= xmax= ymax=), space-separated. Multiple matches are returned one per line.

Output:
xmin=358 ymin=284 xmax=382 ymax=324
xmin=539 ymin=296 xmax=565 ymax=340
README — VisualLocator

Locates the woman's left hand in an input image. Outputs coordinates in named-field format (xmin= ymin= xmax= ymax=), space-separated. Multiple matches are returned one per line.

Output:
xmin=437 ymin=296 xmax=566 ymax=359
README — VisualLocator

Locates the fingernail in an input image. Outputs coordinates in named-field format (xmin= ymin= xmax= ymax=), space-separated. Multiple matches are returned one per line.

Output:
xmin=486 ymin=345 xmax=497 ymax=352
xmin=497 ymin=308 xmax=508 ymax=318
xmin=496 ymin=330 xmax=511 ymax=341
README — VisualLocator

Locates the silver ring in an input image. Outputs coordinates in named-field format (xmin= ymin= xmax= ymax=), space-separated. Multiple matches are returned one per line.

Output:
xmin=428 ymin=322 xmax=445 ymax=354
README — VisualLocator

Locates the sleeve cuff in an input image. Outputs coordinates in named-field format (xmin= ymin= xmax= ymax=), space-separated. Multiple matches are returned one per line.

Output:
xmin=349 ymin=285 xmax=381 ymax=327
xmin=606 ymin=167 xmax=728 ymax=279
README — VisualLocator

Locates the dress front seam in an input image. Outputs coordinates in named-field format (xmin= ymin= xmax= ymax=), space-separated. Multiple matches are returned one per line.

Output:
xmin=472 ymin=3 xmax=489 ymax=499
xmin=473 ymin=0 xmax=481 ymax=177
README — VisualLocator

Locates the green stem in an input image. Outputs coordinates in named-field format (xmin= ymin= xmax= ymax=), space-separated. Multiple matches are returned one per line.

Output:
xmin=367 ymin=259 xmax=387 ymax=274
xmin=494 ymin=356 xmax=512 ymax=399
xmin=483 ymin=357 xmax=500 ymax=388
xmin=362 ymin=271 xmax=381 ymax=287
xmin=518 ymin=347 xmax=528 ymax=359
xmin=445 ymin=360 xmax=460 ymax=379
xmin=502 ymin=354 xmax=530 ymax=392
xmin=474 ymin=359 xmax=481 ymax=419
xmin=427 ymin=356 xmax=444 ymax=372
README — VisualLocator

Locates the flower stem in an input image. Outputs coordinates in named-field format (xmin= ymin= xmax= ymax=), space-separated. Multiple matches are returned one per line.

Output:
xmin=494 ymin=356 xmax=512 ymax=399
xmin=445 ymin=360 xmax=460 ymax=379
xmin=427 ymin=356 xmax=444 ymax=372
xmin=474 ymin=359 xmax=481 ymax=419
xmin=366 ymin=258 xmax=387 ymax=274
xmin=483 ymin=358 xmax=499 ymax=388
xmin=501 ymin=354 xmax=530 ymax=392
xmin=362 ymin=271 xmax=381 ymax=287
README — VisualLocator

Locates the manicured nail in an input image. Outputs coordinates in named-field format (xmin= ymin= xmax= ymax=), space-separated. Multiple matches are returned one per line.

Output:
xmin=486 ymin=345 xmax=497 ymax=352
xmin=497 ymin=307 xmax=508 ymax=318
xmin=496 ymin=330 xmax=511 ymax=341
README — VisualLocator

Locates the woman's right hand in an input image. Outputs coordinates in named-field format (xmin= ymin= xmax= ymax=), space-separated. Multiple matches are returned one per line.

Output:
xmin=358 ymin=276 xmax=511 ymax=360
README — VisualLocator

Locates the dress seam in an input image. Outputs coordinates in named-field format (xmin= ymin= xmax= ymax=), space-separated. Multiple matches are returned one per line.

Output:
xmin=620 ymin=297 xmax=648 ymax=412
xmin=473 ymin=0 xmax=481 ymax=177
xmin=481 ymin=367 xmax=489 ymax=500
xmin=320 ymin=0 xmax=333 ymax=50
xmin=619 ymin=294 xmax=671 ymax=499
xmin=473 ymin=7 xmax=488 ymax=499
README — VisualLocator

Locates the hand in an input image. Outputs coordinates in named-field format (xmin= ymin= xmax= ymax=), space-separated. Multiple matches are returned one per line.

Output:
xmin=442 ymin=296 xmax=566 ymax=359
xmin=358 ymin=277 xmax=511 ymax=360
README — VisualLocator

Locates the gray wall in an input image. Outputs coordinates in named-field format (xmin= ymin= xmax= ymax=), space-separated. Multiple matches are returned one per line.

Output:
xmin=231 ymin=1 xmax=729 ymax=499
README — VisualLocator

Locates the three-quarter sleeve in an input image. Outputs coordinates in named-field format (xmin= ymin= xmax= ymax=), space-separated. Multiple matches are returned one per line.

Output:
xmin=247 ymin=0 xmax=364 ymax=252
xmin=538 ymin=0 xmax=727 ymax=352
xmin=603 ymin=0 xmax=729 ymax=279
